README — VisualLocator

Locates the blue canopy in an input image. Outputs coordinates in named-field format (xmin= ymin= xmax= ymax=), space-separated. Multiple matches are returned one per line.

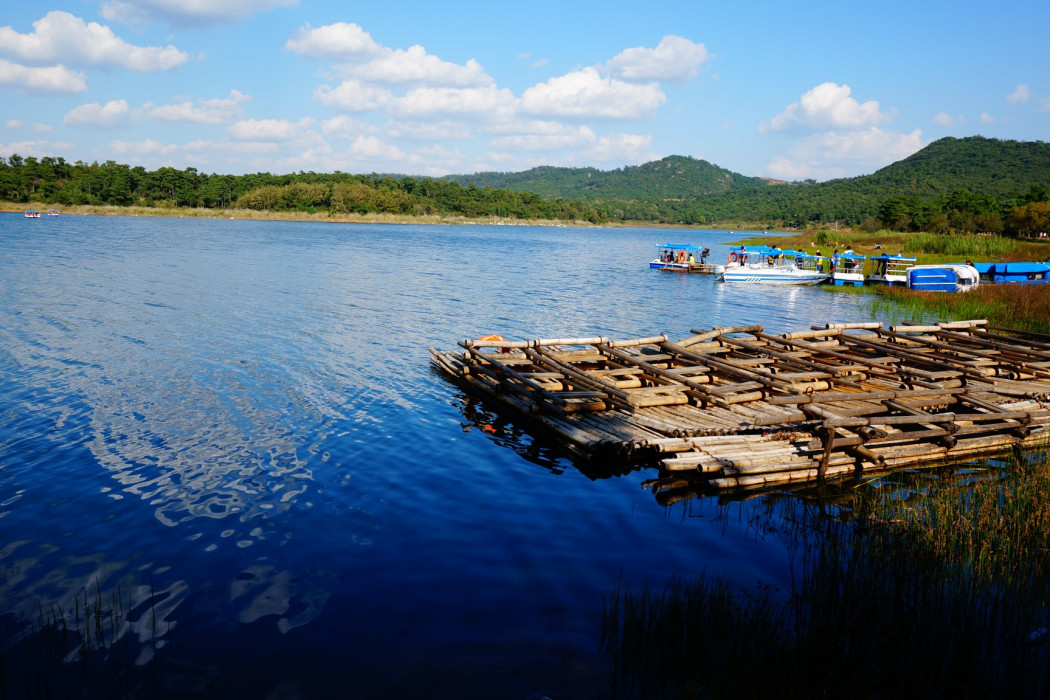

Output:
xmin=655 ymin=244 xmax=707 ymax=251
xmin=834 ymin=251 xmax=866 ymax=260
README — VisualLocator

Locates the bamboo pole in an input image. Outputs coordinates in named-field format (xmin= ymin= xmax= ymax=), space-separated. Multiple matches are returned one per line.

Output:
xmin=678 ymin=325 xmax=765 ymax=347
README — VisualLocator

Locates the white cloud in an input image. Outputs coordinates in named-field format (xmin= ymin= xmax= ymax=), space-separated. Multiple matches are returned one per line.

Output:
xmin=183 ymin=139 xmax=279 ymax=155
xmin=33 ymin=123 xmax=52 ymax=132
xmin=932 ymin=111 xmax=957 ymax=126
xmin=315 ymin=80 xmax=392 ymax=112
xmin=395 ymin=85 xmax=518 ymax=119
xmin=141 ymin=90 xmax=251 ymax=124
xmin=100 ymin=0 xmax=297 ymax=27
xmin=64 ymin=99 xmax=129 ymax=128
xmin=4 ymin=119 xmax=24 ymax=129
xmin=605 ymin=35 xmax=710 ymax=84
xmin=1007 ymin=84 xmax=1031 ymax=104
xmin=1 ymin=139 xmax=74 ymax=158
xmin=491 ymin=124 xmax=597 ymax=151
xmin=349 ymin=135 xmax=404 ymax=161
xmin=385 ymin=120 xmax=472 ymax=141
xmin=0 ymin=12 xmax=187 ymax=71
xmin=573 ymin=132 xmax=654 ymax=164
xmin=1041 ymin=97 xmax=1050 ymax=113
xmin=342 ymin=45 xmax=492 ymax=87
xmin=0 ymin=58 xmax=86 ymax=94
xmin=980 ymin=112 xmax=994 ymax=124
xmin=760 ymin=82 xmax=894 ymax=132
xmin=109 ymin=138 xmax=178 ymax=157
xmin=520 ymin=67 xmax=666 ymax=119
xmin=228 ymin=117 xmax=314 ymax=141
xmin=285 ymin=22 xmax=382 ymax=60
xmin=321 ymin=115 xmax=376 ymax=140
xmin=765 ymin=127 xmax=924 ymax=181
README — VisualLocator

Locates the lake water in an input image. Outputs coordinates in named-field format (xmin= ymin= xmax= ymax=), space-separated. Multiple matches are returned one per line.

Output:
xmin=0 ymin=214 xmax=890 ymax=698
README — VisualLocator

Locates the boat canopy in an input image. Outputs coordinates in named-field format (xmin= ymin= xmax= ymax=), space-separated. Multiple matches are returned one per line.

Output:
xmin=835 ymin=251 xmax=867 ymax=260
xmin=655 ymin=243 xmax=706 ymax=251
xmin=732 ymin=245 xmax=802 ymax=256
xmin=870 ymin=253 xmax=917 ymax=262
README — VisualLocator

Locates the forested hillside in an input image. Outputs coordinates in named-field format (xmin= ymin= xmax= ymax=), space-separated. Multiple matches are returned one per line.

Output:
xmin=2 ymin=136 xmax=1048 ymax=232
xmin=448 ymin=136 xmax=1050 ymax=230
xmin=443 ymin=155 xmax=771 ymax=200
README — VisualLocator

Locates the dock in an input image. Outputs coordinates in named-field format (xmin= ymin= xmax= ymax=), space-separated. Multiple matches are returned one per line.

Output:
xmin=430 ymin=320 xmax=1050 ymax=495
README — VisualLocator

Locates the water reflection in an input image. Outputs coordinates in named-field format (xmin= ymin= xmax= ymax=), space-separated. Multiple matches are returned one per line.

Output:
xmin=0 ymin=216 xmax=902 ymax=696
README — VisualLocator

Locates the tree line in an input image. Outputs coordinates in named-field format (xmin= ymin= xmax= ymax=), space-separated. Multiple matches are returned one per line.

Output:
xmin=0 ymin=155 xmax=607 ymax=223
xmin=2 ymin=152 xmax=1048 ymax=234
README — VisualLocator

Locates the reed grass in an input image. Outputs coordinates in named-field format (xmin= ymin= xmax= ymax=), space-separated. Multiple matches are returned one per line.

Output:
xmin=0 ymin=582 xmax=160 ymax=699
xmin=602 ymin=451 xmax=1050 ymax=699
xmin=874 ymin=283 xmax=1050 ymax=334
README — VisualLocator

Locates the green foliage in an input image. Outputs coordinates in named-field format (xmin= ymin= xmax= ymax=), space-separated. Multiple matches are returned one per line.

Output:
xmin=906 ymin=232 xmax=1016 ymax=258
xmin=2 ymin=136 xmax=1048 ymax=228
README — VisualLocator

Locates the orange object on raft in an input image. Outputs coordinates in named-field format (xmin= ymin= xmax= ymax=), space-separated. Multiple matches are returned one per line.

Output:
xmin=476 ymin=334 xmax=511 ymax=352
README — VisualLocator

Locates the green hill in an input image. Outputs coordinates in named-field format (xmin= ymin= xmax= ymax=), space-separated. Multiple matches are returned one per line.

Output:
xmin=448 ymin=136 xmax=1050 ymax=227
xmin=445 ymin=155 xmax=770 ymax=200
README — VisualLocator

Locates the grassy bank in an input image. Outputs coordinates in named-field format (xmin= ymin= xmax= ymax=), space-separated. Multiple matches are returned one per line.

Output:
xmin=875 ymin=283 xmax=1050 ymax=334
xmin=2 ymin=201 xmax=715 ymax=229
xmin=602 ymin=451 xmax=1050 ymax=698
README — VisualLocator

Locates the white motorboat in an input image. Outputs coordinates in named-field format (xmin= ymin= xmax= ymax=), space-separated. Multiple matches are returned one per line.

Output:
xmin=716 ymin=247 xmax=827 ymax=285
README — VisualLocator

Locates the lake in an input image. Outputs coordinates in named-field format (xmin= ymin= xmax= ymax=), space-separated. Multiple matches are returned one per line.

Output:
xmin=0 ymin=214 xmax=889 ymax=698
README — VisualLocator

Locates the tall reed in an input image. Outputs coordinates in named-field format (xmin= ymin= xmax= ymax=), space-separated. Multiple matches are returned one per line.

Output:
xmin=875 ymin=283 xmax=1050 ymax=334
xmin=602 ymin=452 xmax=1050 ymax=698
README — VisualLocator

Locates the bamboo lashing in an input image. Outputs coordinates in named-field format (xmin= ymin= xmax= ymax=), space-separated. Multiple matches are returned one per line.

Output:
xmin=432 ymin=320 xmax=1050 ymax=493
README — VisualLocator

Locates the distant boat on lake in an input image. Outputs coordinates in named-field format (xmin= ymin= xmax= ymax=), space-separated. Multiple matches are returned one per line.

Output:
xmin=24 ymin=210 xmax=41 ymax=218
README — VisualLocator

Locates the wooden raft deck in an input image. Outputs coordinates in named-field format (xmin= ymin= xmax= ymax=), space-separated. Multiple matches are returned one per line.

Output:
xmin=430 ymin=320 xmax=1050 ymax=492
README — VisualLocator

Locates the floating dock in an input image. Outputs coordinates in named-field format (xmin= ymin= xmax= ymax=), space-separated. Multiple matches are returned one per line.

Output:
xmin=430 ymin=320 xmax=1050 ymax=494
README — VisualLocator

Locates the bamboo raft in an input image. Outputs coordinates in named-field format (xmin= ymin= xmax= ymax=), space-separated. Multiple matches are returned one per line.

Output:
xmin=430 ymin=320 xmax=1050 ymax=494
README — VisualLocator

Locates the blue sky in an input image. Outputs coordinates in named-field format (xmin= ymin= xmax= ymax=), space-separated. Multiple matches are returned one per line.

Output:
xmin=1 ymin=0 xmax=1047 ymax=181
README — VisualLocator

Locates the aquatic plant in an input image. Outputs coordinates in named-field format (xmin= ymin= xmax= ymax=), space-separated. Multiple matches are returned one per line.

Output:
xmin=875 ymin=283 xmax=1050 ymax=334
xmin=601 ymin=451 xmax=1050 ymax=698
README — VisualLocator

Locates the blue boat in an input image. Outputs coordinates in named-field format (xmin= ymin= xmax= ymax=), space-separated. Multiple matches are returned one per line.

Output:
xmin=650 ymin=243 xmax=711 ymax=272
xmin=906 ymin=264 xmax=980 ymax=292
xmin=830 ymin=251 xmax=866 ymax=286
xmin=971 ymin=261 xmax=1050 ymax=284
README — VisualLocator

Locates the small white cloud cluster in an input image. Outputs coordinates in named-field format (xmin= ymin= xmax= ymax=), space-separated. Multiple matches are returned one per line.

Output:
xmin=760 ymin=82 xmax=921 ymax=181
xmin=0 ymin=11 xmax=187 ymax=95
xmin=283 ymin=25 xmax=710 ymax=173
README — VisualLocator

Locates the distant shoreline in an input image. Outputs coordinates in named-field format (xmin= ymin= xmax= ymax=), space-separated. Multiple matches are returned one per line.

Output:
xmin=1 ymin=203 xmax=772 ymax=233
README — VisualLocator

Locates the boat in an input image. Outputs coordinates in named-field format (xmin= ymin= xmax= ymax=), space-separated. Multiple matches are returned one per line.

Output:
xmin=907 ymin=264 xmax=980 ymax=292
xmin=47 ymin=209 xmax=59 ymax=216
xmin=830 ymin=251 xmax=866 ymax=286
xmin=971 ymin=261 xmax=1050 ymax=284
xmin=795 ymin=253 xmax=829 ymax=277
xmin=24 ymin=210 xmax=41 ymax=218
xmin=865 ymin=254 xmax=916 ymax=285
xmin=716 ymin=246 xmax=827 ymax=285
xmin=650 ymin=244 xmax=711 ymax=273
